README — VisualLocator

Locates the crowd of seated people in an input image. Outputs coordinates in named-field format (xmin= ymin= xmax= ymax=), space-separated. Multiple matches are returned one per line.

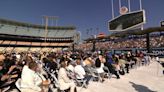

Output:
xmin=0 ymin=50 xmax=152 ymax=92
xmin=76 ymin=35 xmax=164 ymax=51
xmin=0 ymin=52 xmax=22 ymax=92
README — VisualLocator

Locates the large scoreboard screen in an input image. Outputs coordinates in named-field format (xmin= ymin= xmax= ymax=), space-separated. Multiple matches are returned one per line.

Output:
xmin=161 ymin=21 xmax=164 ymax=27
xmin=108 ymin=10 xmax=146 ymax=31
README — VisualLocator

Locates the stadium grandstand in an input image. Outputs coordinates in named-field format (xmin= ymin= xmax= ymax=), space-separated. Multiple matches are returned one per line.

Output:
xmin=0 ymin=18 xmax=80 ymax=52
xmin=76 ymin=26 xmax=164 ymax=57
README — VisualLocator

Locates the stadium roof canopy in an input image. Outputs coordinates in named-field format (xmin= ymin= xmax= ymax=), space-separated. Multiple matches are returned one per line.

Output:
xmin=0 ymin=18 xmax=76 ymax=38
xmin=84 ymin=26 xmax=164 ymax=42
xmin=110 ymin=26 xmax=164 ymax=37
xmin=0 ymin=18 xmax=75 ymax=30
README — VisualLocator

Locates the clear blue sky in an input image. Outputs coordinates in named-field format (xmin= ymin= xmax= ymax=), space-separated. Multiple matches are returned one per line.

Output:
xmin=0 ymin=0 xmax=163 ymax=40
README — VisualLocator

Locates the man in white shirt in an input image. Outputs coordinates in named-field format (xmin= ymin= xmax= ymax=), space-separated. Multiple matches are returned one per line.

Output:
xmin=74 ymin=59 xmax=91 ymax=85
xmin=20 ymin=61 xmax=44 ymax=92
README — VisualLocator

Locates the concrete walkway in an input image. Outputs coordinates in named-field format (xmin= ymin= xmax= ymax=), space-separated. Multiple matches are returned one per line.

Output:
xmin=78 ymin=60 xmax=164 ymax=92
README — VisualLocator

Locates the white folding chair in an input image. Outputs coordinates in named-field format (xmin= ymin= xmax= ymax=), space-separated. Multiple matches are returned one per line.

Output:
xmin=49 ymin=73 xmax=67 ymax=92
xmin=15 ymin=78 xmax=21 ymax=91
xmin=103 ymin=66 xmax=112 ymax=79
xmin=88 ymin=67 xmax=102 ymax=82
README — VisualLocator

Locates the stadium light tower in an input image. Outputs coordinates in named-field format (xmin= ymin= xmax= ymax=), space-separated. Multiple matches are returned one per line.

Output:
xmin=43 ymin=16 xmax=48 ymax=46
xmin=139 ymin=0 xmax=142 ymax=10
xmin=128 ymin=0 xmax=131 ymax=12
xmin=119 ymin=0 xmax=121 ymax=10
xmin=111 ymin=0 xmax=114 ymax=19
xmin=42 ymin=16 xmax=59 ymax=47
